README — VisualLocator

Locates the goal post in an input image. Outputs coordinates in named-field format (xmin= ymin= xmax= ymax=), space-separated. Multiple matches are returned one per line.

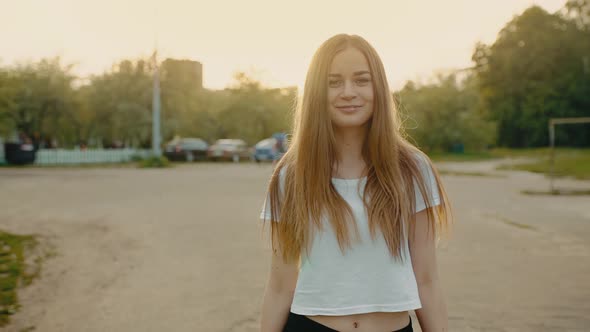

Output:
xmin=548 ymin=117 xmax=590 ymax=192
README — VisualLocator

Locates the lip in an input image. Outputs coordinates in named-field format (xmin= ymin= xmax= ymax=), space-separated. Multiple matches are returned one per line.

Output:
xmin=335 ymin=105 xmax=363 ymax=113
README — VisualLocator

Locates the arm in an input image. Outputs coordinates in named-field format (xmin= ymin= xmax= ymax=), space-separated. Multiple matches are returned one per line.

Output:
xmin=260 ymin=233 xmax=299 ymax=332
xmin=409 ymin=209 xmax=448 ymax=332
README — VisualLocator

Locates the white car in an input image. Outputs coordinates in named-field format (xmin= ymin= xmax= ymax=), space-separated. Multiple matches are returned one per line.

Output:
xmin=207 ymin=139 xmax=251 ymax=162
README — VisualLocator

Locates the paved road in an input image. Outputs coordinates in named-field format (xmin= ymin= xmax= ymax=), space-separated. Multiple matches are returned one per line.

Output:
xmin=0 ymin=161 xmax=588 ymax=331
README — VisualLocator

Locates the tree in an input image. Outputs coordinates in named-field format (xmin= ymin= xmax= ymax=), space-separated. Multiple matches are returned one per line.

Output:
xmin=0 ymin=57 xmax=77 ymax=146
xmin=564 ymin=0 xmax=590 ymax=31
xmin=84 ymin=59 xmax=153 ymax=148
xmin=213 ymin=72 xmax=295 ymax=145
xmin=473 ymin=5 xmax=590 ymax=147
xmin=396 ymin=73 xmax=496 ymax=153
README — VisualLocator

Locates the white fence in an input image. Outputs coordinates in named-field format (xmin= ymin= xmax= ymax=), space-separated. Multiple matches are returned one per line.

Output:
xmin=0 ymin=139 xmax=153 ymax=165
xmin=32 ymin=148 xmax=153 ymax=165
xmin=0 ymin=147 xmax=154 ymax=165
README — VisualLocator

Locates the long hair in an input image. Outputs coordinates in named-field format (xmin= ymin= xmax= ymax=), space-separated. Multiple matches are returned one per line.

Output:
xmin=263 ymin=34 xmax=451 ymax=264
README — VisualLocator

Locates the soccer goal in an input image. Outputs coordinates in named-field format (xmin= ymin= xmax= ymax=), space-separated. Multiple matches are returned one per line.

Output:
xmin=548 ymin=117 xmax=590 ymax=192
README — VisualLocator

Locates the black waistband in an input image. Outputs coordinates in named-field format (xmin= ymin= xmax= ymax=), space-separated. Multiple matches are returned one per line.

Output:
xmin=283 ymin=312 xmax=413 ymax=332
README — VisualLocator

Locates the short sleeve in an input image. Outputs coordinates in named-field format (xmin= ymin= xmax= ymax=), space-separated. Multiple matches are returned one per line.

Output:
xmin=259 ymin=167 xmax=287 ymax=221
xmin=413 ymin=154 xmax=441 ymax=213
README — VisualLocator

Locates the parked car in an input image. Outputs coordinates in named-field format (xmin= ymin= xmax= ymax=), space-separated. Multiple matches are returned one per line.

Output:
xmin=253 ymin=133 xmax=288 ymax=163
xmin=207 ymin=139 xmax=250 ymax=162
xmin=164 ymin=137 xmax=209 ymax=162
xmin=253 ymin=138 xmax=279 ymax=162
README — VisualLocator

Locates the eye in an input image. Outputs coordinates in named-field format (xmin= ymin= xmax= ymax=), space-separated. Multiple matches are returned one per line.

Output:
xmin=328 ymin=80 xmax=342 ymax=88
xmin=355 ymin=78 xmax=371 ymax=86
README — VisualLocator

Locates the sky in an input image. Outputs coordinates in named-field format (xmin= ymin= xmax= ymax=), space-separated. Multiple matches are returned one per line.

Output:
xmin=1 ymin=0 xmax=567 ymax=90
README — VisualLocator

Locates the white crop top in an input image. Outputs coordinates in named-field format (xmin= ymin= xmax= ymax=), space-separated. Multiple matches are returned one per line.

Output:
xmin=259 ymin=154 xmax=441 ymax=316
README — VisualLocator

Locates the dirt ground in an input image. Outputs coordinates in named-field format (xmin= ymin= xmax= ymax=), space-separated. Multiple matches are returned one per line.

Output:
xmin=0 ymin=160 xmax=589 ymax=331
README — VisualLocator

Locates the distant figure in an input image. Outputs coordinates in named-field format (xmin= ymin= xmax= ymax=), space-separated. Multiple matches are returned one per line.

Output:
xmin=259 ymin=34 xmax=452 ymax=332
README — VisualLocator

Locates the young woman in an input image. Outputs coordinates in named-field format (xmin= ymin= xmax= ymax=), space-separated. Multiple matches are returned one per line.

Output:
xmin=259 ymin=34 xmax=451 ymax=332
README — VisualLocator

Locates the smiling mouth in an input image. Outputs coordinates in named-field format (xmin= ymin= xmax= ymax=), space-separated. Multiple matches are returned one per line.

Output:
xmin=336 ymin=105 xmax=363 ymax=113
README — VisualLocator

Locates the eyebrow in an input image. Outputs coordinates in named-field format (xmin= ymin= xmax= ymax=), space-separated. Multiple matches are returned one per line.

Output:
xmin=328 ymin=71 xmax=371 ymax=77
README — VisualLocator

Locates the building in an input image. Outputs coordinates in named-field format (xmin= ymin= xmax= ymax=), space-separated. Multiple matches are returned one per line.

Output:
xmin=161 ymin=59 xmax=203 ymax=91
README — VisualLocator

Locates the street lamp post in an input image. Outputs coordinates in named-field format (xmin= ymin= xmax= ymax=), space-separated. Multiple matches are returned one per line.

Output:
xmin=152 ymin=51 xmax=162 ymax=157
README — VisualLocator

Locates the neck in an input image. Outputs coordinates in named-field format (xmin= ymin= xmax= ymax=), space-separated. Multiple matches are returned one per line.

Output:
xmin=332 ymin=125 xmax=367 ymax=177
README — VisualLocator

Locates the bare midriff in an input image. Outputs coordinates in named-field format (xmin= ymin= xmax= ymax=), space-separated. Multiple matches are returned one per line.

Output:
xmin=306 ymin=311 xmax=410 ymax=332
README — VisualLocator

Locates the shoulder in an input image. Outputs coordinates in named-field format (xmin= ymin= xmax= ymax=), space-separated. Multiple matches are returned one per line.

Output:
xmin=409 ymin=150 xmax=441 ymax=212
xmin=268 ymin=164 xmax=289 ymax=196
xmin=275 ymin=164 xmax=288 ymax=184
xmin=405 ymin=148 xmax=434 ymax=178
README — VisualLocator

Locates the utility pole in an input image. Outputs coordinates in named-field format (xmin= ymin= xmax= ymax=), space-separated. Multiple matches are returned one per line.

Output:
xmin=151 ymin=0 xmax=162 ymax=157
xmin=152 ymin=49 xmax=162 ymax=157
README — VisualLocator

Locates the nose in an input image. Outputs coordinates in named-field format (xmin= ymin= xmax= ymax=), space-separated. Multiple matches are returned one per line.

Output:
xmin=340 ymin=80 xmax=357 ymax=100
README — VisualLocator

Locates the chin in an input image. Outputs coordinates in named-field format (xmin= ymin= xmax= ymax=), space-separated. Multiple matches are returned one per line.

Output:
xmin=331 ymin=118 xmax=372 ymax=129
xmin=331 ymin=114 xmax=372 ymax=129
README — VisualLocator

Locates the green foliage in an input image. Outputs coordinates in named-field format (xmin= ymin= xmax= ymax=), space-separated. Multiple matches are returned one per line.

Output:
xmin=0 ymin=231 xmax=38 ymax=327
xmin=0 ymin=56 xmax=295 ymax=149
xmin=158 ymin=71 xmax=295 ymax=145
xmin=0 ymin=57 xmax=78 ymax=145
xmin=428 ymin=151 xmax=496 ymax=162
xmin=130 ymin=153 xmax=145 ymax=162
xmin=396 ymin=74 xmax=496 ymax=153
xmin=1 ymin=1 xmax=588 ymax=150
xmin=564 ymin=0 xmax=590 ymax=31
xmin=496 ymin=148 xmax=590 ymax=179
xmin=139 ymin=155 xmax=170 ymax=168
xmin=84 ymin=59 xmax=153 ymax=148
xmin=473 ymin=5 xmax=590 ymax=147
xmin=214 ymin=73 xmax=295 ymax=145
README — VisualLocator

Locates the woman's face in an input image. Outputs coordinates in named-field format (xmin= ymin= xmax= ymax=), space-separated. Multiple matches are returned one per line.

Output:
xmin=327 ymin=47 xmax=374 ymax=130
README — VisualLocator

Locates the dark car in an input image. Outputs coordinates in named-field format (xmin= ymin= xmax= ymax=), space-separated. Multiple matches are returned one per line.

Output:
xmin=164 ymin=137 xmax=209 ymax=162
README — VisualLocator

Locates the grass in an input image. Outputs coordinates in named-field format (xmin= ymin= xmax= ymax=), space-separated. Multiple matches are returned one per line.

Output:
xmin=495 ymin=148 xmax=590 ymax=180
xmin=437 ymin=170 xmax=504 ymax=177
xmin=522 ymin=189 xmax=590 ymax=196
xmin=487 ymin=147 xmax=585 ymax=158
xmin=138 ymin=155 xmax=171 ymax=168
xmin=429 ymin=148 xmax=590 ymax=180
xmin=0 ymin=231 xmax=40 ymax=327
xmin=428 ymin=151 xmax=496 ymax=162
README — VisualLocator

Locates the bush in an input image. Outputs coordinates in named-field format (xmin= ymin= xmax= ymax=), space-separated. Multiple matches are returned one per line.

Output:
xmin=139 ymin=155 xmax=170 ymax=168
xmin=130 ymin=154 xmax=144 ymax=162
